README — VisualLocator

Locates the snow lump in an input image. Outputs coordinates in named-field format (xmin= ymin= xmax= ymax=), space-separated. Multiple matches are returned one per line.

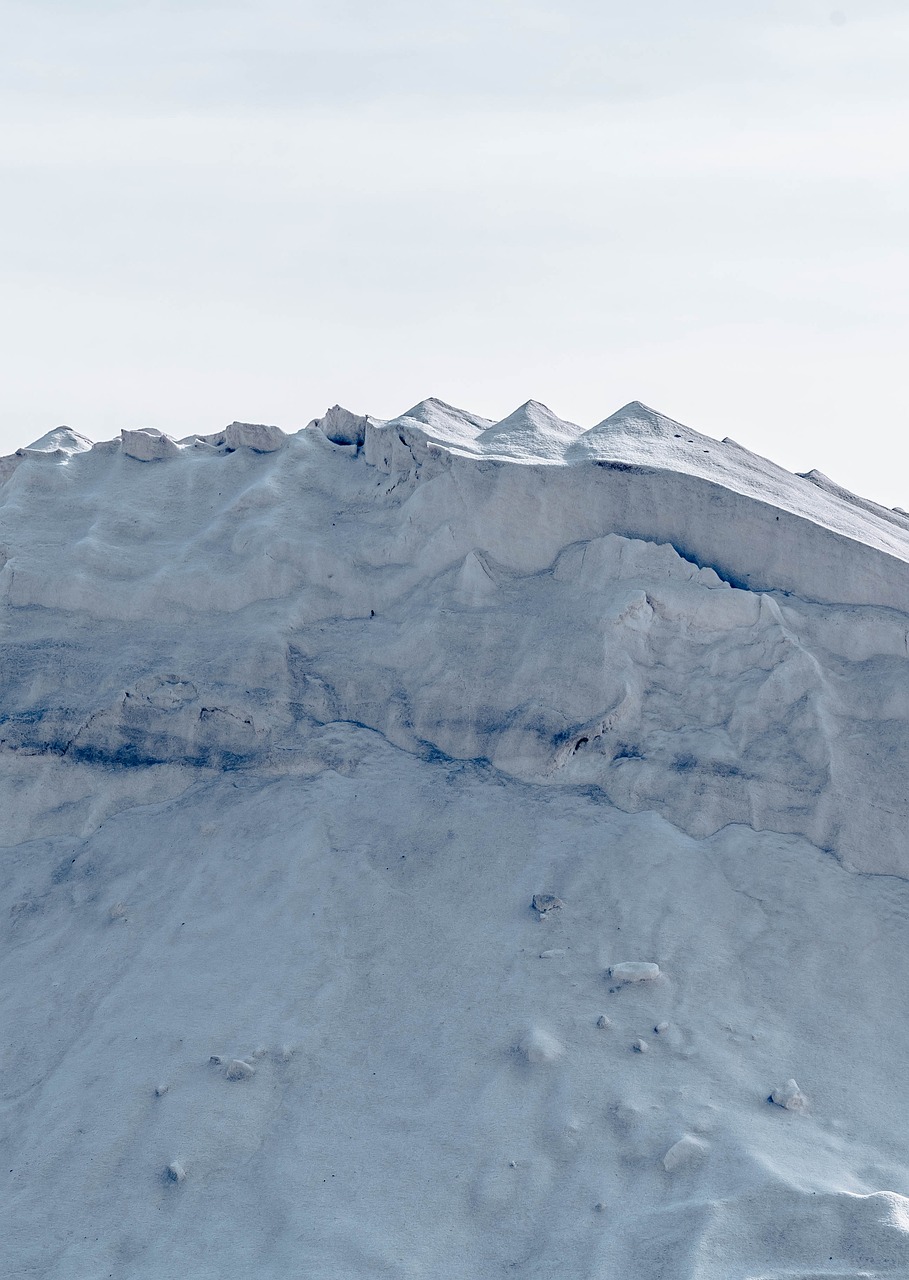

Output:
xmin=608 ymin=961 xmax=661 ymax=984
xmin=518 ymin=1027 xmax=565 ymax=1065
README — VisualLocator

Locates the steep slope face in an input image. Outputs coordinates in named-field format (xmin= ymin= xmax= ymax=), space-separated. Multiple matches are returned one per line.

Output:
xmin=6 ymin=738 xmax=909 ymax=1280
xmin=2 ymin=399 xmax=909 ymax=1279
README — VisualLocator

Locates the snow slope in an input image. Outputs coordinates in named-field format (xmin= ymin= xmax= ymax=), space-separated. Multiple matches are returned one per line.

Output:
xmin=1 ymin=399 xmax=908 ymax=1278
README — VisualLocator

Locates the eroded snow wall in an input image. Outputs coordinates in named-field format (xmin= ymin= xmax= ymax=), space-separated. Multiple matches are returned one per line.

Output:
xmin=1 ymin=400 xmax=907 ymax=872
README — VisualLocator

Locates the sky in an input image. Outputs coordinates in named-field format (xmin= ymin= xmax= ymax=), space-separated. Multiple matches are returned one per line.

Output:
xmin=1 ymin=0 xmax=907 ymax=508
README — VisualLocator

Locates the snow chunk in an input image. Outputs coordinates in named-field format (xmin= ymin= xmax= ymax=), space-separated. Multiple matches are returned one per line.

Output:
xmin=121 ymin=429 xmax=181 ymax=461
xmin=608 ymin=961 xmax=661 ymax=984
xmin=532 ymin=893 xmax=564 ymax=917
xmin=596 ymin=1015 xmax=611 ymax=1029
xmin=662 ymin=1134 xmax=709 ymax=1172
xmin=518 ymin=1027 xmax=565 ymax=1065
xmin=313 ymin=405 xmax=368 ymax=449
xmin=632 ymin=1038 xmax=648 ymax=1053
xmin=165 ymin=1161 xmax=186 ymax=1183
xmin=223 ymin=421 xmax=286 ymax=453
xmin=225 ymin=1058 xmax=255 ymax=1081
xmin=770 ymin=1078 xmax=808 ymax=1111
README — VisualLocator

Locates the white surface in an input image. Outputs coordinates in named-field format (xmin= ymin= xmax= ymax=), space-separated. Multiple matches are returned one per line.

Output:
xmin=771 ymin=1080 xmax=810 ymax=1113
xmin=1 ymin=398 xmax=906 ymax=868
xmin=609 ymin=962 xmax=662 ymax=985
xmin=662 ymin=1135 xmax=710 ymax=1173
xmin=121 ymin=428 xmax=181 ymax=462
xmin=2 ymin=398 xmax=909 ymax=1277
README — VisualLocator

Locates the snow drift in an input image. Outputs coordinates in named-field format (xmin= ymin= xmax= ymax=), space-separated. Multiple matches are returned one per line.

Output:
xmin=1 ymin=398 xmax=908 ymax=1278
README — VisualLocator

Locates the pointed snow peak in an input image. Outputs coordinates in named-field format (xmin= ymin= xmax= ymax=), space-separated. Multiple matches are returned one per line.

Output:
xmin=395 ymin=398 xmax=492 ymax=434
xmin=592 ymin=401 xmax=688 ymax=436
xmin=399 ymin=396 xmax=491 ymax=432
xmin=476 ymin=401 xmax=585 ymax=461
xmin=22 ymin=425 xmax=94 ymax=456
xmin=403 ymin=396 xmax=459 ymax=417
xmin=568 ymin=400 xmax=717 ymax=463
xmin=485 ymin=400 xmax=566 ymax=432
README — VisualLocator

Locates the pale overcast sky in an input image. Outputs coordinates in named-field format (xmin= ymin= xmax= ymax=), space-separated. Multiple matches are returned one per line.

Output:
xmin=2 ymin=0 xmax=907 ymax=507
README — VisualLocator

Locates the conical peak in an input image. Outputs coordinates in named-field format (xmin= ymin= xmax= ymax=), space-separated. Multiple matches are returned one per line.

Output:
xmin=515 ymin=398 xmax=554 ymax=416
xmin=476 ymin=400 xmax=585 ymax=461
xmin=406 ymin=396 xmax=463 ymax=415
xmin=487 ymin=400 xmax=565 ymax=430
xmin=400 ymin=396 xmax=457 ymax=419
xmin=393 ymin=398 xmax=492 ymax=435
xmin=591 ymin=401 xmax=688 ymax=436
xmin=567 ymin=400 xmax=722 ymax=466
xmin=480 ymin=400 xmax=581 ymax=439
xmin=23 ymin=425 xmax=94 ymax=456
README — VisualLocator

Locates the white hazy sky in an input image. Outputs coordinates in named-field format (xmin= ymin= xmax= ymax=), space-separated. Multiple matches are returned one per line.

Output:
xmin=2 ymin=0 xmax=907 ymax=508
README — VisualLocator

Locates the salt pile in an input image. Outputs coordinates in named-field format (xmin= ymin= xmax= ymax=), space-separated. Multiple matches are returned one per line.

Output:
xmin=1 ymin=396 xmax=908 ymax=1278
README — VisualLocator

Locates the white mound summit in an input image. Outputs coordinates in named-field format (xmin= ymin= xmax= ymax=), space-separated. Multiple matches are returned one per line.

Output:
xmin=1 ymin=397 xmax=908 ymax=1278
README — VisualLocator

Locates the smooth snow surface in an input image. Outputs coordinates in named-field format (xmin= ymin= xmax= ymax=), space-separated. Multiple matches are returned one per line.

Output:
xmin=1 ymin=398 xmax=908 ymax=1278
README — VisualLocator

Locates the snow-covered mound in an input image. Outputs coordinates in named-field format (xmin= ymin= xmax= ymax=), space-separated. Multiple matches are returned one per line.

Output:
xmin=2 ymin=398 xmax=909 ymax=1278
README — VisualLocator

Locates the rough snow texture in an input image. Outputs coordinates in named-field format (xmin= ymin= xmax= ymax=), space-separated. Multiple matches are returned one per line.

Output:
xmin=121 ymin=428 xmax=182 ymax=462
xmin=1 ymin=397 xmax=909 ymax=1278
xmin=1 ymin=397 xmax=907 ymax=870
